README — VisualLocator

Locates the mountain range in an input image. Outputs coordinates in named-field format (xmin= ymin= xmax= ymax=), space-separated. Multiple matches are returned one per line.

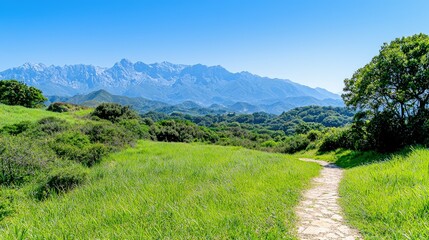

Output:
xmin=0 ymin=59 xmax=343 ymax=114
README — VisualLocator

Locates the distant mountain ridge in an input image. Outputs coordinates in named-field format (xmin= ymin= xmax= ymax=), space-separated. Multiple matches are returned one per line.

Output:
xmin=0 ymin=59 xmax=343 ymax=113
xmin=47 ymin=90 xmax=230 ymax=115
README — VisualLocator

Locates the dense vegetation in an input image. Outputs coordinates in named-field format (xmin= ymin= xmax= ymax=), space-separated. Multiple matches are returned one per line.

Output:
xmin=0 ymin=80 xmax=46 ymax=108
xmin=342 ymin=33 xmax=429 ymax=152
xmin=140 ymin=105 xmax=353 ymax=154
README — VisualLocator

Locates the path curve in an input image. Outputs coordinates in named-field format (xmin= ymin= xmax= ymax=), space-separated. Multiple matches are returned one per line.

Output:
xmin=296 ymin=158 xmax=361 ymax=240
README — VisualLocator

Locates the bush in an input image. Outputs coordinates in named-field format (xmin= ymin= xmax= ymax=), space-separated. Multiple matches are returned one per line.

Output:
xmin=0 ymin=121 xmax=32 ymax=135
xmin=118 ymin=119 xmax=151 ymax=139
xmin=84 ymin=122 xmax=136 ymax=149
xmin=47 ymin=102 xmax=87 ymax=113
xmin=52 ymin=132 xmax=108 ymax=166
xmin=34 ymin=164 xmax=88 ymax=200
xmin=306 ymin=130 xmax=322 ymax=142
xmin=0 ymin=136 xmax=56 ymax=185
xmin=276 ymin=135 xmax=310 ymax=154
xmin=91 ymin=103 xmax=140 ymax=123
xmin=36 ymin=117 xmax=70 ymax=135
xmin=152 ymin=120 xmax=219 ymax=143
xmin=318 ymin=128 xmax=354 ymax=152
xmin=261 ymin=140 xmax=278 ymax=148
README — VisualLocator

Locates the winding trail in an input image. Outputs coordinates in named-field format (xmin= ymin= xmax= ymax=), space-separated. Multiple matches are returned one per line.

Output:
xmin=296 ymin=158 xmax=361 ymax=240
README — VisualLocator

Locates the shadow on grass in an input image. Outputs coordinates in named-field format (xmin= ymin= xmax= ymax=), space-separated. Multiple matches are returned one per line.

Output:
xmin=317 ymin=148 xmax=413 ymax=169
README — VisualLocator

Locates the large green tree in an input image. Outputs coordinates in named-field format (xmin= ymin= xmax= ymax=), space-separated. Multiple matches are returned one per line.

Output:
xmin=343 ymin=33 xmax=429 ymax=120
xmin=0 ymin=80 xmax=47 ymax=108
xmin=342 ymin=33 xmax=429 ymax=151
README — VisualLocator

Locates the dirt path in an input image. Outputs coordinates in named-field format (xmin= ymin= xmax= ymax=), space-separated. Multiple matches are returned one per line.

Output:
xmin=296 ymin=158 xmax=361 ymax=240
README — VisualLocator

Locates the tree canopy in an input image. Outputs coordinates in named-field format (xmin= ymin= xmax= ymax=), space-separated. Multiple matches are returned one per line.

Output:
xmin=0 ymin=80 xmax=47 ymax=108
xmin=342 ymin=33 xmax=429 ymax=151
xmin=343 ymin=33 xmax=429 ymax=120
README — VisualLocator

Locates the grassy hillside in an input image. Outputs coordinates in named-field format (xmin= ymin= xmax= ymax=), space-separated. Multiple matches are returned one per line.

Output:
xmin=0 ymin=141 xmax=320 ymax=239
xmin=0 ymin=104 xmax=91 ymax=127
xmin=339 ymin=148 xmax=429 ymax=239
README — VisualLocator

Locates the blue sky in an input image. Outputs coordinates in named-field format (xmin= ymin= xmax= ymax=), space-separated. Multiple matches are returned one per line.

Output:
xmin=1 ymin=0 xmax=428 ymax=92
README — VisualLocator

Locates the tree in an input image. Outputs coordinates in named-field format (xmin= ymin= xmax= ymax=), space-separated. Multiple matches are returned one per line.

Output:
xmin=91 ymin=103 xmax=140 ymax=122
xmin=0 ymin=80 xmax=47 ymax=108
xmin=343 ymin=34 xmax=429 ymax=120
xmin=342 ymin=34 xmax=429 ymax=151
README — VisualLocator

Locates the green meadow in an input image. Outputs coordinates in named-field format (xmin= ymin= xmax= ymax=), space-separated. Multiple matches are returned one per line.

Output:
xmin=0 ymin=104 xmax=91 ymax=128
xmin=0 ymin=141 xmax=320 ymax=239
xmin=338 ymin=148 xmax=429 ymax=239
xmin=2 ymin=103 xmax=429 ymax=239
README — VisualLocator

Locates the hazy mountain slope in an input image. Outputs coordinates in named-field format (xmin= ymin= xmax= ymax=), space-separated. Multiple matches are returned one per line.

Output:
xmin=0 ymin=59 xmax=343 ymax=109
xmin=60 ymin=89 xmax=169 ymax=113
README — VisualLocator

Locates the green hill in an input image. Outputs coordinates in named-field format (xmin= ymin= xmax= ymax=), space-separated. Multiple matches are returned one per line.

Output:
xmin=0 ymin=104 xmax=91 ymax=128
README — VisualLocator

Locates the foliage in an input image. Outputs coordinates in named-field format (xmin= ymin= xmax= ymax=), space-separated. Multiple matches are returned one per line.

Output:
xmin=51 ymin=132 xmax=108 ymax=166
xmin=276 ymin=135 xmax=310 ymax=154
xmin=0 ymin=136 xmax=56 ymax=186
xmin=83 ymin=122 xmax=137 ymax=149
xmin=47 ymin=102 xmax=88 ymax=113
xmin=118 ymin=119 xmax=151 ymax=139
xmin=0 ymin=80 xmax=47 ymax=108
xmin=151 ymin=120 xmax=219 ymax=143
xmin=35 ymin=117 xmax=70 ymax=136
xmin=343 ymin=33 xmax=429 ymax=152
xmin=0 ymin=121 xmax=32 ymax=135
xmin=142 ymin=105 xmax=354 ymax=135
xmin=318 ymin=128 xmax=354 ymax=152
xmin=91 ymin=103 xmax=140 ymax=122
xmin=306 ymin=130 xmax=322 ymax=142
xmin=34 ymin=164 xmax=88 ymax=200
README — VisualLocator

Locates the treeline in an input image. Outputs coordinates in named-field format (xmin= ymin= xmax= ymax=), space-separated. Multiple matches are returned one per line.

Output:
xmin=142 ymin=105 xmax=353 ymax=135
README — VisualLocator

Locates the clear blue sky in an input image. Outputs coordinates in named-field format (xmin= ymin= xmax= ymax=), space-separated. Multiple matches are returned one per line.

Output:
xmin=1 ymin=0 xmax=428 ymax=92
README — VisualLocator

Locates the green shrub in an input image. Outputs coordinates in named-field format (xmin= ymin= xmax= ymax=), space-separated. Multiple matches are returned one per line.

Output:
xmin=152 ymin=120 xmax=219 ymax=143
xmin=0 ymin=121 xmax=33 ymax=135
xmin=36 ymin=117 xmax=70 ymax=135
xmin=276 ymin=135 xmax=310 ymax=154
xmin=34 ymin=164 xmax=88 ymax=200
xmin=0 ymin=136 xmax=56 ymax=185
xmin=47 ymin=102 xmax=87 ymax=113
xmin=84 ymin=122 xmax=136 ymax=149
xmin=51 ymin=132 xmax=108 ymax=166
xmin=306 ymin=130 xmax=322 ymax=142
xmin=261 ymin=140 xmax=278 ymax=148
xmin=91 ymin=103 xmax=140 ymax=123
xmin=55 ymin=131 xmax=91 ymax=148
xmin=318 ymin=128 xmax=354 ymax=152
xmin=118 ymin=119 xmax=151 ymax=139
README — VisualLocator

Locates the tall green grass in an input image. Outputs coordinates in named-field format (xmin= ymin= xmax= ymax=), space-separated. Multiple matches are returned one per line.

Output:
xmin=340 ymin=147 xmax=429 ymax=239
xmin=0 ymin=104 xmax=91 ymax=127
xmin=0 ymin=141 xmax=320 ymax=239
